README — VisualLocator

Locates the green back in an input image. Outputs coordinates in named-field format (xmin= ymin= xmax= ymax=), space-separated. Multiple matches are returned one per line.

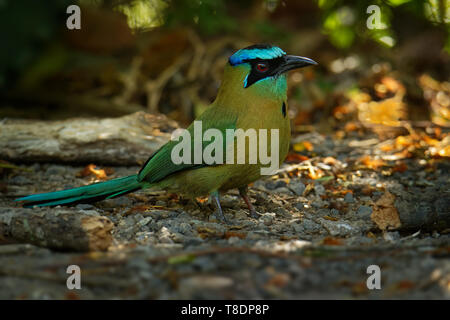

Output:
xmin=137 ymin=107 xmax=237 ymax=183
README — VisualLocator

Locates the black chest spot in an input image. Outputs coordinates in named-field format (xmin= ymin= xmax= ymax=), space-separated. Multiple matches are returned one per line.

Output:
xmin=281 ymin=102 xmax=286 ymax=118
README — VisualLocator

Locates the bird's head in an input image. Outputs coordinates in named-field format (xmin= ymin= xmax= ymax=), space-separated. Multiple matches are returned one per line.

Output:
xmin=216 ymin=44 xmax=317 ymax=103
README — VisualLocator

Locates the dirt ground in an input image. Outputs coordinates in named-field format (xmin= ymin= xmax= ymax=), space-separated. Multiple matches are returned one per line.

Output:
xmin=0 ymin=129 xmax=449 ymax=300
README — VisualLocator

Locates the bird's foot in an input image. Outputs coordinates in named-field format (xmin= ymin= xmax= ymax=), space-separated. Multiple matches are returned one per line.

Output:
xmin=238 ymin=186 xmax=260 ymax=219
xmin=209 ymin=191 xmax=229 ymax=224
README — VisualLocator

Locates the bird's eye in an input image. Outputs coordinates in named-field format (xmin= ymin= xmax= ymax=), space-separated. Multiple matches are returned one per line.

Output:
xmin=256 ymin=63 xmax=268 ymax=72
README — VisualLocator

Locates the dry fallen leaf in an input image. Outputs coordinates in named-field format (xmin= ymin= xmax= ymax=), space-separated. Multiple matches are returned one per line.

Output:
xmin=77 ymin=164 xmax=108 ymax=180
xmin=427 ymin=135 xmax=450 ymax=158
xmin=392 ymin=162 xmax=408 ymax=173
xmin=371 ymin=191 xmax=402 ymax=231
xmin=285 ymin=153 xmax=309 ymax=163
xmin=293 ymin=141 xmax=314 ymax=152
xmin=322 ymin=237 xmax=344 ymax=245
xmin=358 ymin=97 xmax=406 ymax=126
xmin=359 ymin=155 xmax=387 ymax=170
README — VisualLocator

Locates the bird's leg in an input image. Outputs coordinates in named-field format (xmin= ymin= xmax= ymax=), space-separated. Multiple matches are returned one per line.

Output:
xmin=209 ymin=191 xmax=228 ymax=223
xmin=238 ymin=186 xmax=260 ymax=219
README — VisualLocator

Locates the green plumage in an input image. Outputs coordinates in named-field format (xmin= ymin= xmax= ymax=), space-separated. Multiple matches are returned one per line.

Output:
xmin=16 ymin=45 xmax=316 ymax=220
xmin=17 ymin=175 xmax=142 ymax=207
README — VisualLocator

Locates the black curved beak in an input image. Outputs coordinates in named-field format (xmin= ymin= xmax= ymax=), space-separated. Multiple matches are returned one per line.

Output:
xmin=275 ymin=55 xmax=317 ymax=75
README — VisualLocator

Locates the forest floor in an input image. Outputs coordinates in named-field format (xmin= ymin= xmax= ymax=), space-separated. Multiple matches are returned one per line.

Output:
xmin=0 ymin=130 xmax=449 ymax=299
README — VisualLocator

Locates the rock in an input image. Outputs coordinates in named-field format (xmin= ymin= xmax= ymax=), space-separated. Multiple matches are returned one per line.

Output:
xmin=158 ymin=226 xmax=173 ymax=244
xmin=272 ymin=187 xmax=294 ymax=195
xmin=301 ymin=219 xmax=321 ymax=232
xmin=294 ymin=202 xmax=309 ymax=210
xmin=45 ymin=165 xmax=67 ymax=175
xmin=318 ymin=218 xmax=355 ymax=236
xmin=171 ymin=232 xmax=186 ymax=243
xmin=289 ymin=181 xmax=306 ymax=196
xmin=75 ymin=204 xmax=95 ymax=210
xmin=227 ymin=236 xmax=241 ymax=245
xmin=344 ymin=192 xmax=354 ymax=203
xmin=314 ymin=184 xmax=326 ymax=196
xmin=136 ymin=217 xmax=152 ymax=228
xmin=292 ymin=223 xmax=303 ymax=233
xmin=9 ymin=176 xmax=31 ymax=185
xmin=330 ymin=208 xmax=340 ymax=217
xmin=357 ymin=205 xmax=373 ymax=218
xmin=135 ymin=231 xmax=155 ymax=243
xmin=234 ymin=210 xmax=249 ymax=220
xmin=77 ymin=209 xmax=100 ymax=217
xmin=266 ymin=180 xmax=287 ymax=190
xmin=383 ymin=231 xmax=400 ymax=242
xmin=274 ymin=207 xmax=291 ymax=218
xmin=178 ymin=222 xmax=193 ymax=235
xmin=312 ymin=200 xmax=326 ymax=209
xmin=259 ymin=212 xmax=276 ymax=225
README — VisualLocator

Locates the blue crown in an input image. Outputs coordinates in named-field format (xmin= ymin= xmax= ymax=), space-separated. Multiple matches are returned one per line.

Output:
xmin=229 ymin=45 xmax=286 ymax=66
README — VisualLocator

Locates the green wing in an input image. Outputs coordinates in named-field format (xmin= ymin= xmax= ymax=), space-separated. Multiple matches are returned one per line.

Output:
xmin=137 ymin=107 xmax=238 ymax=183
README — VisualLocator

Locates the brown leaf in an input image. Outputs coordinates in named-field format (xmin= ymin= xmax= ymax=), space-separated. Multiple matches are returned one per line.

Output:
xmin=392 ymin=162 xmax=408 ymax=173
xmin=359 ymin=155 xmax=386 ymax=170
xmin=371 ymin=191 xmax=401 ymax=231
xmin=77 ymin=164 xmax=107 ymax=180
xmin=223 ymin=231 xmax=246 ymax=239
xmin=358 ymin=97 xmax=406 ymax=126
xmin=322 ymin=237 xmax=344 ymax=245
xmin=285 ymin=153 xmax=309 ymax=163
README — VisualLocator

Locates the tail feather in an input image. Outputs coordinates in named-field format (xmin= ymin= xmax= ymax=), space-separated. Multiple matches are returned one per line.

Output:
xmin=16 ymin=174 xmax=142 ymax=207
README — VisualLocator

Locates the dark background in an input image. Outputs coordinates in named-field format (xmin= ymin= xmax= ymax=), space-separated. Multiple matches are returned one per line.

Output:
xmin=0 ymin=0 xmax=448 ymax=130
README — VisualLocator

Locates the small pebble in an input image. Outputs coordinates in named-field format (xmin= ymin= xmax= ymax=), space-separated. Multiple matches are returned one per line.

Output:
xmin=289 ymin=181 xmax=306 ymax=196
xmin=344 ymin=192 xmax=354 ymax=203
xmin=75 ymin=204 xmax=95 ymax=210
xmin=383 ymin=231 xmax=400 ymax=242
xmin=266 ymin=180 xmax=287 ymax=190
xmin=357 ymin=205 xmax=372 ymax=218
xmin=259 ymin=212 xmax=276 ymax=225
xmin=314 ymin=184 xmax=326 ymax=196
xmin=136 ymin=217 xmax=152 ymax=228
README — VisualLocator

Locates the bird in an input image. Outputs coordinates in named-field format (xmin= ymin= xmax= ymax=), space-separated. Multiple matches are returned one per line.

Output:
xmin=16 ymin=44 xmax=317 ymax=223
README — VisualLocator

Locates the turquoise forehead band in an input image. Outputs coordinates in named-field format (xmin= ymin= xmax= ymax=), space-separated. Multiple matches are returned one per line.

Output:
xmin=229 ymin=46 xmax=286 ymax=66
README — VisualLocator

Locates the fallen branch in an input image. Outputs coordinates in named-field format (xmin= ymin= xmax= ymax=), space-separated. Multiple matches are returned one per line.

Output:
xmin=0 ymin=111 xmax=178 ymax=165
xmin=0 ymin=208 xmax=113 ymax=252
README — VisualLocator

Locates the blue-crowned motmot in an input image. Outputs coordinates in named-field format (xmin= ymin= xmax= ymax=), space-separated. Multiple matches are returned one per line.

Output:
xmin=16 ymin=44 xmax=317 ymax=223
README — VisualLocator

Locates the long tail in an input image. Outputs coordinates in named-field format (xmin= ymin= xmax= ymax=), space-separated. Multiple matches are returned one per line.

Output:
xmin=16 ymin=174 xmax=142 ymax=208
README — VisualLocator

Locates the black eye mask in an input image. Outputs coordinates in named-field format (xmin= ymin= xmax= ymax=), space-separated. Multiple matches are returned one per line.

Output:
xmin=243 ymin=57 xmax=285 ymax=88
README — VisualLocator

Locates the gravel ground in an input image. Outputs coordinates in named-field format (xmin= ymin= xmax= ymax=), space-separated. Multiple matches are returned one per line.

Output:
xmin=0 ymin=132 xmax=449 ymax=299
